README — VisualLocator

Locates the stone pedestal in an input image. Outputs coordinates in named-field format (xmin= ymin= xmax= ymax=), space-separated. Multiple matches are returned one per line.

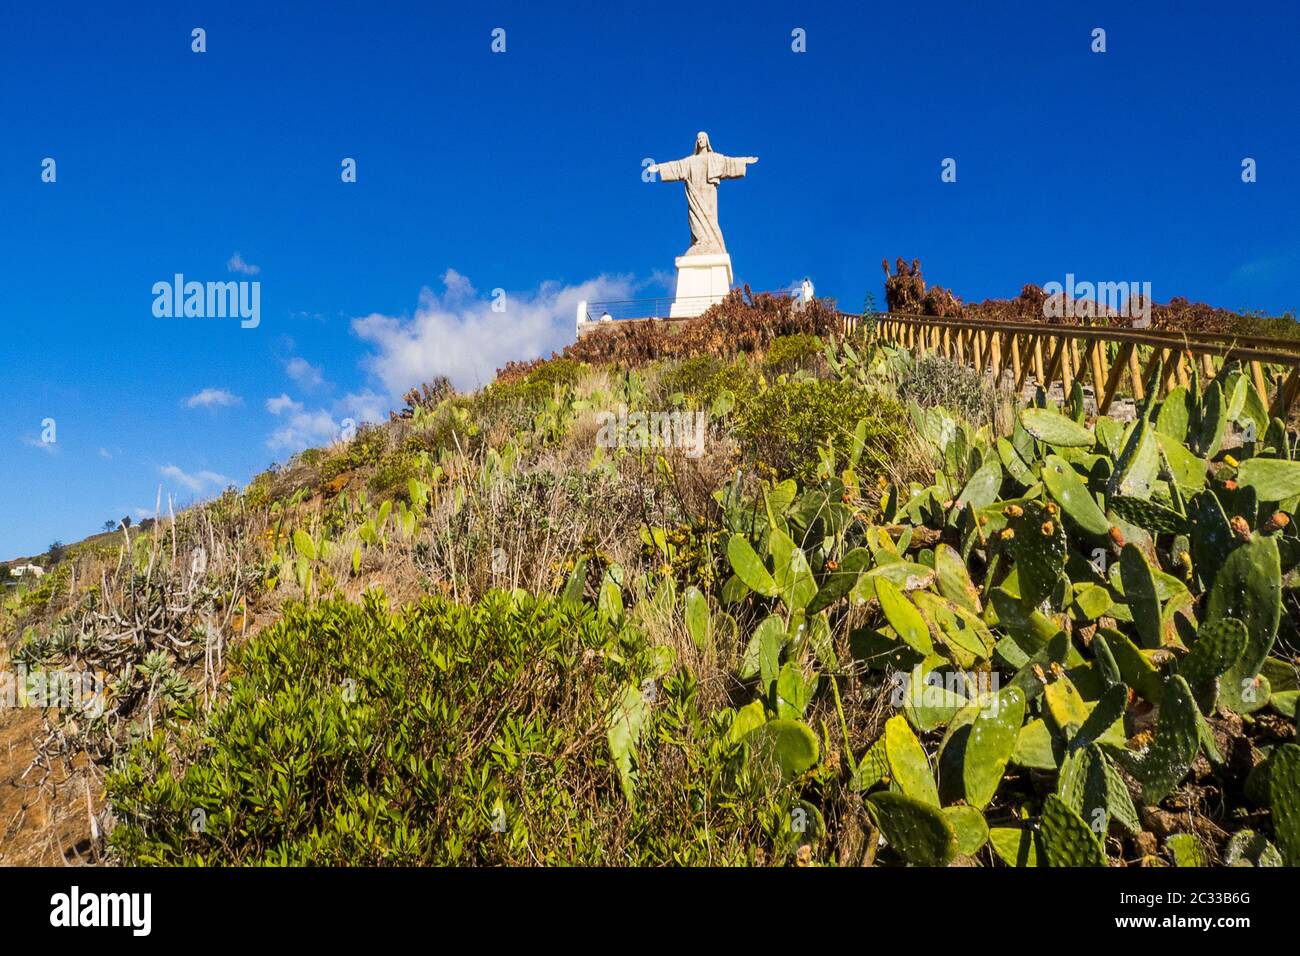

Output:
xmin=669 ymin=253 xmax=733 ymax=318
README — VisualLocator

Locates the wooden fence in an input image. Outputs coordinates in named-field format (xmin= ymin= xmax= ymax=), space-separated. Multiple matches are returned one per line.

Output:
xmin=848 ymin=313 xmax=1300 ymax=419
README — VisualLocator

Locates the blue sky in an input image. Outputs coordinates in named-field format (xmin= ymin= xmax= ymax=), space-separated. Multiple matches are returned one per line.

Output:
xmin=2 ymin=0 xmax=1298 ymax=559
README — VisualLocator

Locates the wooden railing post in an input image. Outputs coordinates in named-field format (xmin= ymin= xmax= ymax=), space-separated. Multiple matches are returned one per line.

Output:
xmin=1099 ymin=342 xmax=1134 ymax=415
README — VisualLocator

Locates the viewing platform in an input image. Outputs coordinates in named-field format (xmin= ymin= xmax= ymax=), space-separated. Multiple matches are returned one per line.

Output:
xmin=575 ymin=286 xmax=805 ymax=337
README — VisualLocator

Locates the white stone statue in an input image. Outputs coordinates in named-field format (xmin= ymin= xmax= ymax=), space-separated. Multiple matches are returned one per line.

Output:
xmin=649 ymin=132 xmax=757 ymax=257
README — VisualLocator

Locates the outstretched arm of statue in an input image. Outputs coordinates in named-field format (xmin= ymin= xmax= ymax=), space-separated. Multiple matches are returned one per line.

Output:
xmin=651 ymin=158 xmax=687 ymax=181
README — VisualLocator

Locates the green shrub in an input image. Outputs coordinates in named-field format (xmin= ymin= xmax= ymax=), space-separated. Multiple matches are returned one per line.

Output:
xmin=105 ymin=591 xmax=785 ymax=865
xmin=762 ymin=333 xmax=823 ymax=374
xmin=368 ymin=451 xmax=420 ymax=498
xmin=658 ymin=354 xmax=723 ymax=402
xmin=896 ymin=353 xmax=996 ymax=427
xmin=736 ymin=378 xmax=903 ymax=483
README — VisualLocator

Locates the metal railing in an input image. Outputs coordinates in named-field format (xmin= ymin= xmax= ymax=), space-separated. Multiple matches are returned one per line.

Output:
xmin=578 ymin=288 xmax=799 ymax=330
xmin=580 ymin=296 xmax=717 ymax=323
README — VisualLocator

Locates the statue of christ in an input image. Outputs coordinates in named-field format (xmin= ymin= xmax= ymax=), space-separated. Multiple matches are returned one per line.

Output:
xmin=648 ymin=132 xmax=758 ymax=257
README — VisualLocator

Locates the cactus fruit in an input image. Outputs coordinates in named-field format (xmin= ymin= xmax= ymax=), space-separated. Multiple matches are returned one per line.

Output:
xmin=1268 ymin=743 xmax=1300 ymax=866
xmin=1041 ymin=455 xmax=1111 ymax=537
xmin=1119 ymin=675 xmax=1200 ymax=804
xmin=1039 ymin=793 xmax=1108 ymax=867
xmin=1019 ymin=407 xmax=1095 ymax=448
xmin=867 ymin=792 xmax=958 ymax=866
xmin=1007 ymin=501 xmax=1067 ymax=607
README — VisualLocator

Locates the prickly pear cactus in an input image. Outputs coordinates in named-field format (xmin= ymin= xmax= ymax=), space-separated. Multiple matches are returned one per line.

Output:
xmin=867 ymin=792 xmax=958 ymax=867
xmin=934 ymin=543 xmax=981 ymax=613
xmin=1041 ymin=455 xmax=1110 ymax=537
xmin=884 ymin=714 xmax=939 ymax=805
xmin=1107 ymin=495 xmax=1189 ymax=534
xmin=1019 ymin=407 xmax=1094 ymax=448
xmin=1119 ymin=544 xmax=1162 ymax=649
xmin=1039 ymin=793 xmax=1108 ymax=867
xmin=1119 ymin=675 xmax=1200 ymax=804
xmin=1209 ymin=534 xmax=1281 ymax=692
xmin=1006 ymin=500 xmax=1067 ymax=607
xmin=959 ymin=687 xmax=1026 ymax=809
xmin=1167 ymin=833 xmax=1206 ymax=867
xmin=746 ymin=718 xmax=820 ymax=781
xmin=1223 ymin=830 xmax=1283 ymax=867
xmin=1268 ymin=743 xmax=1300 ymax=866
xmin=1180 ymin=617 xmax=1247 ymax=712
xmin=1109 ymin=419 xmax=1160 ymax=500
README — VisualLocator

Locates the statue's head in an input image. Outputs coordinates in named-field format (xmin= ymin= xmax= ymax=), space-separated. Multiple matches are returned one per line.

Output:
xmin=694 ymin=131 xmax=712 ymax=153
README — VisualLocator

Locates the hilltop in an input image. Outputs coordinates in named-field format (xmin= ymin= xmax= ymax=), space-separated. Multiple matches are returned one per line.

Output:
xmin=2 ymin=289 xmax=1298 ymax=867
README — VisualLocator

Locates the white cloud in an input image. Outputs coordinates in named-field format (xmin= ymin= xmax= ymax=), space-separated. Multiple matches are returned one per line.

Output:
xmin=351 ymin=269 xmax=635 ymax=394
xmin=265 ymin=394 xmax=341 ymax=452
xmin=286 ymin=357 xmax=326 ymax=390
xmin=159 ymin=464 xmax=231 ymax=493
xmin=266 ymin=393 xmax=302 ymax=415
xmin=227 ymin=251 xmax=260 ymax=275
xmin=185 ymin=387 xmax=243 ymax=409
xmin=339 ymin=390 xmax=390 ymax=425
xmin=98 ymin=447 xmax=113 ymax=459
xmin=262 ymin=390 xmax=388 ymax=454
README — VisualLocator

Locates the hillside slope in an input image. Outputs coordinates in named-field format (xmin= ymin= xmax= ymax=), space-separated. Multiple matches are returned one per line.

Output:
xmin=3 ymin=292 xmax=1298 ymax=867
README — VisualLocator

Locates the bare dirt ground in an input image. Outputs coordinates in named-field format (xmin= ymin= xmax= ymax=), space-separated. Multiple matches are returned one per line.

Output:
xmin=0 ymin=706 xmax=99 ymax=866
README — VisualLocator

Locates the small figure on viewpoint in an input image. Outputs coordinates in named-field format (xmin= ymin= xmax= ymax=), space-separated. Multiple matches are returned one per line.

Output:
xmin=648 ymin=132 xmax=757 ymax=256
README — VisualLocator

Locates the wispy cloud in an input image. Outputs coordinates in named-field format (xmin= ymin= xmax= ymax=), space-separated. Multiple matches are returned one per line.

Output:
xmin=22 ymin=435 xmax=59 ymax=455
xmin=184 ymin=387 xmax=243 ymax=409
xmin=227 ymin=251 xmax=260 ymax=275
xmin=159 ymin=464 xmax=231 ymax=493
xmin=263 ymin=391 xmax=388 ymax=453
xmin=351 ymin=269 xmax=635 ymax=394
xmin=266 ymin=393 xmax=301 ymax=415
xmin=286 ymin=357 xmax=326 ymax=391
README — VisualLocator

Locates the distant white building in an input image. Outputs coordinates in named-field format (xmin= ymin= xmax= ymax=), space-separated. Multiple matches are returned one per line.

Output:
xmin=9 ymin=563 xmax=45 ymax=579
